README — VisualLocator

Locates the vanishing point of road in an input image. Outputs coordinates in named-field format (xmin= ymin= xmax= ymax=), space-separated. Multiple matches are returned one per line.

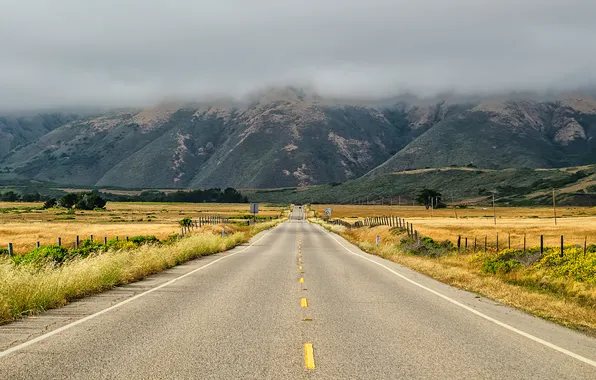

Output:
xmin=1 ymin=207 xmax=595 ymax=379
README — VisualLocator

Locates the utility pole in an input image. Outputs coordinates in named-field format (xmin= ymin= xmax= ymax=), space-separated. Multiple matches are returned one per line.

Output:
xmin=453 ymin=195 xmax=458 ymax=219
xmin=398 ymin=196 xmax=401 ymax=206
xmin=492 ymin=192 xmax=496 ymax=225
xmin=553 ymin=188 xmax=557 ymax=226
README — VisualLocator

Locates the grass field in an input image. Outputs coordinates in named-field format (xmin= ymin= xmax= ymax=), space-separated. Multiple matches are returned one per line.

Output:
xmin=312 ymin=204 xmax=596 ymax=248
xmin=312 ymin=218 xmax=596 ymax=333
xmin=0 ymin=202 xmax=287 ymax=254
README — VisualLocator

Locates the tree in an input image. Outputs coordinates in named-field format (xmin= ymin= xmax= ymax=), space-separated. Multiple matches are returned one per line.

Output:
xmin=179 ymin=217 xmax=193 ymax=227
xmin=43 ymin=198 xmax=57 ymax=209
xmin=59 ymin=193 xmax=79 ymax=208
xmin=75 ymin=193 xmax=106 ymax=210
xmin=21 ymin=192 xmax=42 ymax=202
xmin=415 ymin=189 xmax=445 ymax=209
xmin=0 ymin=191 xmax=19 ymax=202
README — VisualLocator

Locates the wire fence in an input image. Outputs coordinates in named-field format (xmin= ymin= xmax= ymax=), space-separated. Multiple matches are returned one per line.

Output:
xmin=323 ymin=215 xmax=593 ymax=256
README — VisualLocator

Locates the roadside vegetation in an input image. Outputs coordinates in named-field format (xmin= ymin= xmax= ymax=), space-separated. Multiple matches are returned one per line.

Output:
xmin=311 ymin=216 xmax=596 ymax=335
xmin=0 ymin=220 xmax=281 ymax=324
xmin=0 ymin=202 xmax=287 ymax=253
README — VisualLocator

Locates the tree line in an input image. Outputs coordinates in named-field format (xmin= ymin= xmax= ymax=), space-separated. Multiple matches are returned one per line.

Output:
xmin=103 ymin=188 xmax=247 ymax=203
xmin=1 ymin=187 xmax=248 ymax=207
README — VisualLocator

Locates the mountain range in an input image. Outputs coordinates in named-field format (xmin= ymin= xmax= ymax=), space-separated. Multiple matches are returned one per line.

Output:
xmin=1 ymin=88 xmax=596 ymax=189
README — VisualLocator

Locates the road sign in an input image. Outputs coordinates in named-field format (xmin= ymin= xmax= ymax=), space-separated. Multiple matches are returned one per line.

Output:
xmin=325 ymin=208 xmax=332 ymax=217
xmin=250 ymin=203 xmax=259 ymax=214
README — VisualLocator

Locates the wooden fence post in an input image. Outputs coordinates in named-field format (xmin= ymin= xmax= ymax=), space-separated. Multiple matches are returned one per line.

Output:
xmin=474 ymin=237 xmax=477 ymax=252
xmin=560 ymin=235 xmax=564 ymax=257
xmin=104 ymin=237 xmax=108 ymax=245
xmin=484 ymin=235 xmax=487 ymax=252
xmin=90 ymin=234 xmax=94 ymax=242
xmin=58 ymin=237 xmax=62 ymax=247
xmin=508 ymin=233 xmax=511 ymax=250
xmin=584 ymin=236 xmax=587 ymax=258
xmin=8 ymin=243 xmax=13 ymax=257
xmin=465 ymin=237 xmax=468 ymax=252
xmin=496 ymin=233 xmax=499 ymax=252
xmin=36 ymin=241 xmax=40 ymax=248
xmin=523 ymin=234 xmax=526 ymax=252
xmin=75 ymin=235 xmax=79 ymax=249
xmin=540 ymin=235 xmax=544 ymax=256
xmin=457 ymin=236 xmax=461 ymax=251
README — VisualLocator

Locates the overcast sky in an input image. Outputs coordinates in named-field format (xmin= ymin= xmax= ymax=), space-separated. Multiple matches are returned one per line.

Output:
xmin=1 ymin=0 xmax=595 ymax=110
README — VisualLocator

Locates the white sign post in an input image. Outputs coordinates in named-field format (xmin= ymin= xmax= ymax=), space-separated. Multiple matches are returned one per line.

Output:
xmin=250 ymin=203 xmax=259 ymax=223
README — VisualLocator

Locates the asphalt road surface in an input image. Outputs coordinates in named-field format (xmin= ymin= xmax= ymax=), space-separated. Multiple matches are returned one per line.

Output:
xmin=1 ymin=207 xmax=595 ymax=379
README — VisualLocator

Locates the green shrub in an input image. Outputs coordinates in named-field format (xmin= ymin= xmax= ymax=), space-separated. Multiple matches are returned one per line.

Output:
xmin=482 ymin=257 xmax=521 ymax=274
xmin=70 ymin=239 xmax=106 ymax=257
xmin=401 ymin=235 xmax=455 ymax=258
xmin=165 ymin=233 xmax=182 ymax=244
xmin=129 ymin=236 xmax=159 ymax=245
xmin=14 ymin=245 xmax=70 ymax=265
xmin=0 ymin=248 xmax=9 ymax=256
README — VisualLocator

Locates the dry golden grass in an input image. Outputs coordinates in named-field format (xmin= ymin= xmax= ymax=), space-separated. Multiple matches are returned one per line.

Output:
xmin=313 ymin=204 xmax=596 ymax=249
xmin=313 ymin=204 xmax=596 ymax=218
xmin=0 ymin=220 xmax=281 ymax=323
xmin=0 ymin=223 xmax=178 ymax=254
xmin=0 ymin=202 xmax=287 ymax=254
xmin=312 ymin=220 xmax=596 ymax=333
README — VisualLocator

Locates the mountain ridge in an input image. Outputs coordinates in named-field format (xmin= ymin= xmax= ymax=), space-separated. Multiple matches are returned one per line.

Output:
xmin=2 ymin=89 xmax=596 ymax=188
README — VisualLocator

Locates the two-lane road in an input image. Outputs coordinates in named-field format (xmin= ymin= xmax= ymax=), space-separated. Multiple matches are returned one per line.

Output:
xmin=1 ymin=207 xmax=595 ymax=379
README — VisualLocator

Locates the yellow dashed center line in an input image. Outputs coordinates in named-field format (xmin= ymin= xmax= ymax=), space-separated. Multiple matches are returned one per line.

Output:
xmin=298 ymin=265 xmax=302 ymax=270
xmin=304 ymin=343 xmax=316 ymax=369
xmin=301 ymin=298 xmax=308 ymax=308
xmin=300 ymin=277 xmax=304 ymax=283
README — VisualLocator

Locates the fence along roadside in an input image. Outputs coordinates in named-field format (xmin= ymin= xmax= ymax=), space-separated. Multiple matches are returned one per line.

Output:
xmin=4 ymin=215 xmax=280 ymax=256
xmin=320 ymin=215 xmax=591 ymax=257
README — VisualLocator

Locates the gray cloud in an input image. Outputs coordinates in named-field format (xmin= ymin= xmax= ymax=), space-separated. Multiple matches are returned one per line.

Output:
xmin=1 ymin=0 xmax=596 ymax=110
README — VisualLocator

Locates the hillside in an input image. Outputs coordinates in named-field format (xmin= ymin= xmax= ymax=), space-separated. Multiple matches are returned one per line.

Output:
xmin=2 ymin=90 xmax=596 ymax=189
xmin=368 ymin=97 xmax=596 ymax=176
xmin=0 ymin=113 xmax=84 ymax=159
xmin=244 ymin=166 xmax=596 ymax=205
xmin=0 ymin=89 xmax=433 ymax=188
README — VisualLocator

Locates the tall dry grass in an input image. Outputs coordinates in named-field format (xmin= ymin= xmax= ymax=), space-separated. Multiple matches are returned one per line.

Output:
xmin=311 ymin=219 xmax=596 ymax=333
xmin=312 ymin=204 xmax=596 ymax=248
xmin=0 ymin=222 xmax=179 ymax=254
xmin=0 ymin=202 xmax=289 ymax=253
xmin=0 ymin=220 xmax=281 ymax=323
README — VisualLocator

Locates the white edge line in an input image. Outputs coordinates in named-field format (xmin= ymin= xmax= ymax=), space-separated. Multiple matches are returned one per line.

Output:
xmin=314 ymin=223 xmax=596 ymax=369
xmin=0 ymin=226 xmax=278 ymax=358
